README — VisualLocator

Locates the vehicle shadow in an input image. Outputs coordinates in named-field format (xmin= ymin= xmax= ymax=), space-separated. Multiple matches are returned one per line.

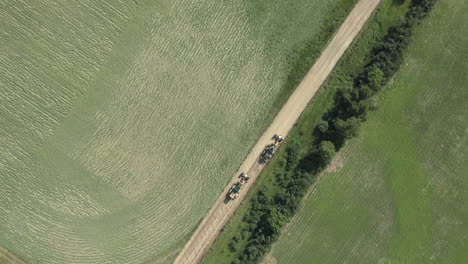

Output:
xmin=223 ymin=196 xmax=232 ymax=204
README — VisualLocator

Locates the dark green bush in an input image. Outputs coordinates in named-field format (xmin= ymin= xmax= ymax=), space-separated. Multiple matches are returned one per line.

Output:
xmin=285 ymin=141 xmax=301 ymax=171
xmin=228 ymin=240 xmax=238 ymax=252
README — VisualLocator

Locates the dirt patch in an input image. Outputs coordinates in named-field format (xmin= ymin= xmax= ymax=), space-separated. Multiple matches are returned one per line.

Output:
xmin=262 ymin=254 xmax=277 ymax=264
xmin=325 ymin=151 xmax=344 ymax=173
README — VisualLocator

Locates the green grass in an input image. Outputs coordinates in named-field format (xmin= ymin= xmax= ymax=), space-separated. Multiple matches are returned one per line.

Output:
xmin=0 ymin=0 xmax=355 ymax=263
xmin=202 ymin=1 xmax=411 ymax=263
xmin=268 ymin=0 xmax=468 ymax=263
xmin=261 ymin=0 xmax=359 ymax=121
xmin=0 ymin=247 xmax=25 ymax=264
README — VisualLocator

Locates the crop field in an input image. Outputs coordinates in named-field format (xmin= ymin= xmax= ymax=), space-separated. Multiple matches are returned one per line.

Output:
xmin=0 ymin=0 xmax=346 ymax=263
xmin=266 ymin=0 xmax=468 ymax=263
xmin=0 ymin=247 xmax=25 ymax=264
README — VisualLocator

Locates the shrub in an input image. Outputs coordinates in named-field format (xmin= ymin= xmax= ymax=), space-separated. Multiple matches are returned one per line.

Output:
xmin=228 ymin=240 xmax=238 ymax=252
xmin=316 ymin=141 xmax=336 ymax=167
xmin=333 ymin=117 xmax=361 ymax=140
xmin=316 ymin=120 xmax=329 ymax=135
xmin=241 ymin=229 xmax=249 ymax=240
xmin=285 ymin=141 xmax=301 ymax=171
xmin=366 ymin=65 xmax=385 ymax=91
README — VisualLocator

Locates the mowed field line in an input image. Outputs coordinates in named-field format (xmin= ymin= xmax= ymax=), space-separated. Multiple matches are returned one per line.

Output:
xmin=0 ymin=247 xmax=26 ymax=264
xmin=173 ymin=0 xmax=382 ymax=263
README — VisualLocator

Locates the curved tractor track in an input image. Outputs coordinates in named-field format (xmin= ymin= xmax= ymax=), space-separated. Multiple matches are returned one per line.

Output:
xmin=174 ymin=0 xmax=382 ymax=263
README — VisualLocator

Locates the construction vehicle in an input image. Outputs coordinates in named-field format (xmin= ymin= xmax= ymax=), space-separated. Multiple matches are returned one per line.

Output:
xmin=238 ymin=173 xmax=251 ymax=184
xmin=260 ymin=134 xmax=285 ymax=163
xmin=227 ymin=173 xmax=250 ymax=200
xmin=260 ymin=143 xmax=276 ymax=162
xmin=273 ymin=134 xmax=284 ymax=144
xmin=228 ymin=182 xmax=242 ymax=200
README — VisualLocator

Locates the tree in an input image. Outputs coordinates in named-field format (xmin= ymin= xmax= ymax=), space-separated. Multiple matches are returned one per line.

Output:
xmin=357 ymin=84 xmax=374 ymax=100
xmin=261 ymin=207 xmax=286 ymax=236
xmin=275 ymin=191 xmax=300 ymax=216
xmin=316 ymin=140 xmax=336 ymax=167
xmin=317 ymin=120 xmax=329 ymax=134
xmin=366 ymin=65 xmax=385 ymax=91
xmin=286 ymin=141 xmax=301 ymax=171
xmin=334 ymin=117 xmax=361 ymax=141
xmin=228 ymin=240 xmax=238 ymax=252
xmin=246 ymin=245 xmax=260 ymax=262
xmin=332 ymin=88 xmax=361 ymax=119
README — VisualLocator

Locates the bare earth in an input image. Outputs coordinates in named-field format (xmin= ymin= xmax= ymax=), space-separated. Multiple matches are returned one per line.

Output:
xmin=173 ymin=0 xmax=382 ymax=263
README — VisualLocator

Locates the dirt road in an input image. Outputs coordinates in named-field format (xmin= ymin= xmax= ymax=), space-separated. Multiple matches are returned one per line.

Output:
xmin=173 ymin=0 xmax=381 ymax=263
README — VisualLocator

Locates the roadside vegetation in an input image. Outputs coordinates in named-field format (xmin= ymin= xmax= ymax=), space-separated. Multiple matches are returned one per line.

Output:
xmin=202 ymin=0 xmax=438 ymax=263
xmin=269 ymin=0 xmax=468 ymax=262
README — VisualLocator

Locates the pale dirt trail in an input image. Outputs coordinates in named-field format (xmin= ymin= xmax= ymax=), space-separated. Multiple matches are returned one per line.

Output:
xmin=173 ymin=0 xmax=381 ymax=263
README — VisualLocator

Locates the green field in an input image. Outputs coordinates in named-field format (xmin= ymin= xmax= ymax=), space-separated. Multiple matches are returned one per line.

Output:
xmin=0 ymin=0 xmax=349 ymax=263
xmin=267 ymin=0 xmax=468 ymax=263
xmin=0 ymin=247 xmax=25 ymax=264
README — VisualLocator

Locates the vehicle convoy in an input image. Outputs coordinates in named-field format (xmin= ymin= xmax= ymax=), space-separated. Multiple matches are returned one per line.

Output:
xmin=227 ymin=134 xmax=284 ymax=200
